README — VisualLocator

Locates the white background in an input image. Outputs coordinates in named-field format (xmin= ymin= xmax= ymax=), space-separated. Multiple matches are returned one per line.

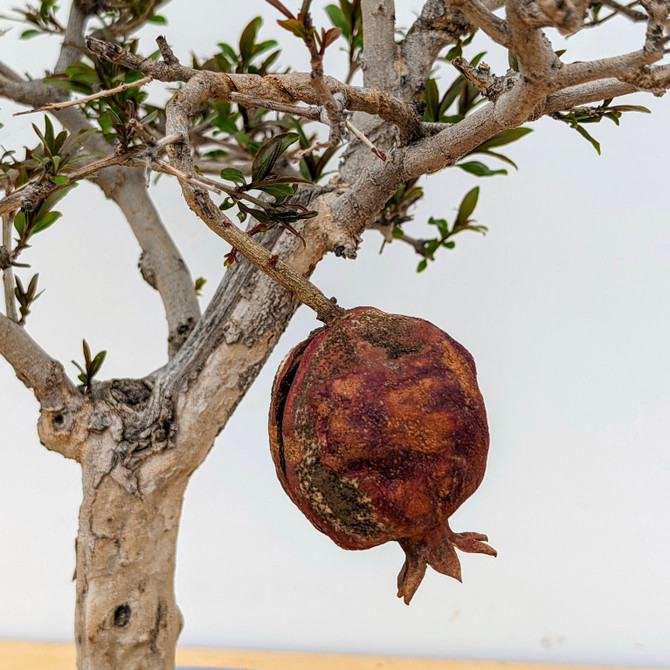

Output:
xmin=0 ymin=1 xmax=669 ymax=666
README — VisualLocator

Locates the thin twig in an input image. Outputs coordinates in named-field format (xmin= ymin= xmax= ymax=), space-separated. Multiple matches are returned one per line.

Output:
xmin=346 ymin=120 xmax=386 ymax=161
xmin=228 ymin=91 xmax=321 ymax=120
xmin=14 ymin=75 xmax=153 ymax=116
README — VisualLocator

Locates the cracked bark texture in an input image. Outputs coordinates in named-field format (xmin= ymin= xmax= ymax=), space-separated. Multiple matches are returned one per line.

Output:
xmin=2 ymin=0 xmax=670 ymax=668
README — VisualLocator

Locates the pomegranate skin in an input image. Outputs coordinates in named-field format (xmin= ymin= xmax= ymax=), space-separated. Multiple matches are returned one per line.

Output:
xmin=269 ymin=306 xmax=495 ymax=603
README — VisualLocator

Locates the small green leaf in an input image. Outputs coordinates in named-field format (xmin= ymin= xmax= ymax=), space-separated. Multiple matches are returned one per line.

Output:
xmin=423 ymin=79 xmax=439 ymax=122
xmin=48 ymin=174 xmax=69 ymax=185
xmin=14 ymin=210 xmax=26 ymax=238
xmin=477 ymin=127 xmax=533 ymax=150
xmin=456 ymin=161 xmax=507 ymax=177
xmin=194 ymin=277 xmax=207 ymax=296
xmin=609 ymin=104 xmax=651 ymax=114
xmin=239 ymin=17 xmax=263 ymax=62
xmin=251 ymin=132 xmax=299 ymax=182
xmin=220 ymin=168 xmax=246 ymax=184
xmin=88 ymin=350 xmax=106 ymax=378
xmin=508 ymin=50 xmax=519 ymax=72
xmin=83 ymin=339 xmax=92 ymax=367
xmin=455 ymin=187 xmax=479 ymax=228
xmin=417 ymin=259 xmax=428 ymax=273
xmin=573 ymin=124 xmax=601 ymax=154
xmin=325 ymin=5 xmax=349 ymax=37
xmin=391 ymin=226 xmax=404 ymax=239
xmin=255 ymin=183 xmax=295 ymax=198
xmin=277 ymin=18 xmax=309 ymax=39
xmin=30 ymin=210 xmax=62 ymax=235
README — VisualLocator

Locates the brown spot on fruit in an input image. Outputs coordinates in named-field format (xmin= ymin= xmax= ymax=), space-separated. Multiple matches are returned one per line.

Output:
xmin=269 ymin=306 xmax=495 ymax=604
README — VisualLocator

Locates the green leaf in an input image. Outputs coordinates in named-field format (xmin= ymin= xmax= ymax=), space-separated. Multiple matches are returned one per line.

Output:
xmin=455 ymin=186 xmax=479 ymax=228
xmin=252 ymin=39 xmax=278 ymax=58
xmin=508 ymin=50 xmax=519 ymax=72
xmin=26 ymin=273 xmax=39 ymax=300
xmin=14 ymin=210 xmax=26 ymax=238
xmin=477 ymin=127 xmax=533 ymax=150
xmin=391 ymin=226 xmax=404 ymax=239
xmin=194 ymin=277 xmax=207 ymax=295
xmin=37 ymin=184 xmax=77 ymax=217
xmin=325 ymin=5 xmax=349 ymax=37
xmin=30 ymin=210 xmax=62 ymax=235
xmin=277 ymin=18 xmax=309 ymax=39
xmin=474 ymin=149 xmax=519 ymax=169
xmin=573 ymin=124 xmax=601 ymax=154
xmin=445 ymin=44 xmax=462 ymax=61
xmin=48 ymin=174 xmax=69 ymax=185
xmin=428 ymin=216 xmax=449 ymax=238
xmin=456 ymin=161 xmax=507 ymax=177
xmin=251 ymin=132 xmax=299 ymax=182
xmin=439 ymin=79 xmax=467 ymax=117
xmin=71 ymin=358 xmax=86 ymax=376
xmin=255 ymin=183 xmax=294 ymax=198
xmin=82 ymin=339 xmax=92 ymax=367
xmin=423 ymin=79 xmax=439 ymax=122
xmin=417 ymin=259 xmax=428 ymax=273
xmin=44 ymin=115 xmax=55 ymax=152
xmin=609 ymin=104 xmax=651 ymax=114
xmin=239 ymin=17 xmax=262 ymax=61
xmin=220 ymin=168 xmax=246 ymax=184
xmin=88 ymin=350 xmax=106 ymax=378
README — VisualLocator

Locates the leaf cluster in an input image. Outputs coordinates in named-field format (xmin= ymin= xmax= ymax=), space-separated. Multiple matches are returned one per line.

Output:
xmin=411 ymin=187 xmax=487 ymax=273
xmin=198 ymin=17 xmax=280 ymax=76
xmin=325 ymin=0 xmax=362 ymax=83
xmin=217 ymin=133 xmax=318 ymax=268
xmin=72 ymin=339 xmax=106 ymax=395
xmin=13 ymin=273 xmax=43 ymax=325
xmin=551 ymin=99 xmax=650 ymax=154
xmin=7 ymin=0 xmax=63 ymax=39
xmin=47 ymin=46 xmax=151 ymax=147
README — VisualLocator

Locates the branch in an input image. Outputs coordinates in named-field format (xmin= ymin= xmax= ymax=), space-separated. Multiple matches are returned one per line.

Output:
xmin=361 ymin=0 xmax=398 ymax=91
xmin=560 ymin=2 xmax=670 ymax=88
xmin=399 ymin=0 xmax=476 ymax=100
xmin=54 ymin=0 xmax=89 ymax=73
xmin=0 ymin=312 xmax=79 ymax=412
xmin=536 ymin=63 xmax=670 ymax=114
xmin=445 ymin=0 xmax=512 ymax=47
xmin=505 ymin=0 xmax=560 ymax=83
xmin=164 ymin=74 xmax=345 ymax=326
xmin=14 ymin=76 xmax=153 ymax=116
xmin=1 ymin=207 xmax=18 ymax=322
xmin=0 ymin=74 xmax=201 ymax=357
xmin=85 ymin=37 xmax=422 ymax=139
xmin=0 ymin=149 xmax=146 ymax=218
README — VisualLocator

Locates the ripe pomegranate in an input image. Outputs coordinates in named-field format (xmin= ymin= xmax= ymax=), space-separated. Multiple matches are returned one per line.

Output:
xmin=269 ymin=306 xmax=495 ymax=604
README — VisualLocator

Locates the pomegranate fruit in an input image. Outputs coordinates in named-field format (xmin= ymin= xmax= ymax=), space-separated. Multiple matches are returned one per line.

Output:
xmin=269 ymin=306 xmax=495 ymax=604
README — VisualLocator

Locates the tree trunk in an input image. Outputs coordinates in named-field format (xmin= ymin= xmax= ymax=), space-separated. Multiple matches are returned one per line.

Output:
xmin=74 ymin=458 xmax=188 ymax=670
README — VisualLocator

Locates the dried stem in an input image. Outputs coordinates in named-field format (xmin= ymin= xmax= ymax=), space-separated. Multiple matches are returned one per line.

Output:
xmin=14 ymin=76 xmax=153 ymax=116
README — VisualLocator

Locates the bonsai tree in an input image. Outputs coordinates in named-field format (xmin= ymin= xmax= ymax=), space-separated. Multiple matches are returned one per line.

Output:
xmin=0 ymin=0 xmax=668 ymax=668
